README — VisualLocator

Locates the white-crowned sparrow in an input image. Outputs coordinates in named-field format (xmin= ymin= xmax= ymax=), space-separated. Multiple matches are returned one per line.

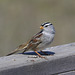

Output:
xmin=7 ymin=22 xmax=55 ymax=59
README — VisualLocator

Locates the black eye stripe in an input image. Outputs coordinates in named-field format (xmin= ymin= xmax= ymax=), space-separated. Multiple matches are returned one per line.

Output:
xmin=45 ymin=25 xmax=48 ymax=27
xmin=50 ymin=23 xmax=52 ymax=25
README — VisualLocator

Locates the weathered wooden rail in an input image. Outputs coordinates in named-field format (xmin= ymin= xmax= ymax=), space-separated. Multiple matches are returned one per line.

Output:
xmin=0 ymin=43 xmax=75 ymax=75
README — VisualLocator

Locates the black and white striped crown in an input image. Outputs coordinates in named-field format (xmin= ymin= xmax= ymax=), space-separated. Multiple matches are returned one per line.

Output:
xmin=41 ymin=22 xmax=52 ymax=26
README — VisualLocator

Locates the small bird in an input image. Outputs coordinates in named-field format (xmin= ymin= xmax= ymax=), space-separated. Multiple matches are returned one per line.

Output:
xmin=7 ymin=22 xmax=55 ymax=59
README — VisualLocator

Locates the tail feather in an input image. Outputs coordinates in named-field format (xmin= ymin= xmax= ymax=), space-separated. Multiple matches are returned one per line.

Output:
xmin=6 ymin=43 xmax=29 ymax=56
xmin=6 ymin=49 xmax=21 ymax=56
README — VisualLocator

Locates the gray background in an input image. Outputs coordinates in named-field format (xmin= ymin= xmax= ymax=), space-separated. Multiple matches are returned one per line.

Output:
xmin=0 ymin=0 xmax=75 ymax=56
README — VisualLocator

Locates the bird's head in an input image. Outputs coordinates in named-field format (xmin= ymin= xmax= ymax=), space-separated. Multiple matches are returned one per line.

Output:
xmin=40 ymin=22 xmax=55 ymax=33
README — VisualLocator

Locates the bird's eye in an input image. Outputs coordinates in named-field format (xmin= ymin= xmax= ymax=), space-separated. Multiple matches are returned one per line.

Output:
xmin=45 ymin=25 xmax=48 ymax=27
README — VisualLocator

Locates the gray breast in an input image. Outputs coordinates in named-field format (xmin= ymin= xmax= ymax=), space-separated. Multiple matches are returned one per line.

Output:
xmin=37 ymin=32 xmax=55 ymax=50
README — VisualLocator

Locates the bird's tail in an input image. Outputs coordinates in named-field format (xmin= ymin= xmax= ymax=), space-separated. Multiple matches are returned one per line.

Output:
xmin=6 ymin=48 xmax=20 ymax=56
xmin=6 ymin=43 xmax=29 ymax=56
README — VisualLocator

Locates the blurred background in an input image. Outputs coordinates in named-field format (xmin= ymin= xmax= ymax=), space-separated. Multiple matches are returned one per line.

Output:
xmin=0 ymin=0 xmax=75 ymax=57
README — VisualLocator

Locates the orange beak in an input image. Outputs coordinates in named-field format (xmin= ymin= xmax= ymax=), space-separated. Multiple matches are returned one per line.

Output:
xmin=40 ymin=26 xmax=44 ymax=29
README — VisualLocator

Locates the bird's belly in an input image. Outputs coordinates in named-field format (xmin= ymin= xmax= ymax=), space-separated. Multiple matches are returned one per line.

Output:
xmin=37 ymin=34 xmax=54 ymax=50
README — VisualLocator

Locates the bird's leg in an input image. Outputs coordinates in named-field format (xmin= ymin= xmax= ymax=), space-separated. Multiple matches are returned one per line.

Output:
xmin=34 ymin=50 xmax=48 ymax=60
xmin=40 ymin=50 xmax=49 ymax=55
xmin=41 ymin=50 xmax=54 ymax=56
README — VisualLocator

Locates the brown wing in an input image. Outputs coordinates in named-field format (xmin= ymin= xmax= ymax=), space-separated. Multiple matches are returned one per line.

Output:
xmin=17 ymin=30 xmax=43 ymax=50
xmin=20 ymin=30 xmax=43 ymax=53
xmin=6 ymin=30 xmax=43 ymax=56
xmin=25 ymin=30 xmax=43 ymax=50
